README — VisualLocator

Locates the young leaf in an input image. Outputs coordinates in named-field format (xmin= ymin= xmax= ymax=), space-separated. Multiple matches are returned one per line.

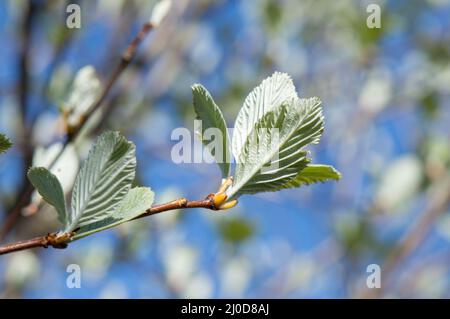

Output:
xmin=71 ymin=187 xmax=154 ymax=240
xmin=27 ymin=167 xmax=67 ymax=226
xmin=0 ymin=133 xmax=12 ymax=154
xmin=232 ymin=72 xmax=298 ymax=160
xmin=68 ymin=131 xmax=136 ymax=232
xmin=192 ymin=84 xmax=231 ymax=177
xmin=282 ymin=164 xmax=341 ymax=188
xmin=228 ymin=97 xmax=324 ymax=198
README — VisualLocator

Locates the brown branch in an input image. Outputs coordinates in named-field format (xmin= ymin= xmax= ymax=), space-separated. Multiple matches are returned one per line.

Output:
xmin=4 ymin=0 xmax=40 ymax=243
xmin=0 ymin=195 xmax=218 ymax=256
xmin=0 ymin=21 xmax=156 ymax=242
xmin=41 ymin=0 xmax=81 ymax=92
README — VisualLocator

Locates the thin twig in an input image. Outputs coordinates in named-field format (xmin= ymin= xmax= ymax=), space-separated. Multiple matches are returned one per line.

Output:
xmin=68 ymin=22 xmax=155 ymax=139
xmin=0 ymin=236 xmax=49 ymax=255
xmin=0 ymin=21 xmax=156 ymax=242
xmin=6 ymin=0 xmax=39 ymax=243
xmin=41 ymin=0 xmax=80 ymax=92
xmin=0 ymin=195 xmax=217 ymax=256
xmin=18 ymin=0 xmax=37 ymax=141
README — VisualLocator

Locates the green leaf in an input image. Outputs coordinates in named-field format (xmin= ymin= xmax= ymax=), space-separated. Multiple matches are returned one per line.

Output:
xmin=228 ymin=96 xmax=324 ymax=197
xmin=0 ymin=133 xmax=12 ymax=154
xmin=71 ymin=187 xmax=154 ymax=240
xmin=149 ymin=0 xmax=172 ymax=27
xmin=27 ymin=167 xmax=67 ymax=226
xmin=218 ymin=217 xmax=255 ymax=244
xmin=68 ymin=131 xmax=136 ymax=232
xmin=62 ymin=65 xmax=101 ymax=126
xmin=232 ymin=72 xmax=298 ymax=160
xmin=282 ymin=164 xmax=341 ymax=188
xmin=192 ymin=84 xmax=231 ymax=177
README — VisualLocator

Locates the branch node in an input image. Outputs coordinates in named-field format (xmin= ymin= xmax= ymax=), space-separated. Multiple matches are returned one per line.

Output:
xmin=45 ymin=232 xmax=71 ymax=249
xmin=177 ymin=198 xmax=188 ymax=208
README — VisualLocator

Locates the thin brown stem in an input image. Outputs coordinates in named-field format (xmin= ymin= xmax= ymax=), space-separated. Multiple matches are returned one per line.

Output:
xmin=0 ymin=195 xmax=217 ymax=256
xmin=134 ymin=196 xmax=216 ymax=220
xmin=0 ymin=21 xmax=156 ymax=242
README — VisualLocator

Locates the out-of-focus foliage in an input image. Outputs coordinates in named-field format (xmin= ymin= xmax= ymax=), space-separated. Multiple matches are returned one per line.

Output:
xmin=1 ymin=0 xmax=450 ymax=298
xmin=192 ymin=84 xmax=231 ymax=177
xmin=0 ymin=134 xmax=12 ymax=154
xmin=69 ymin=132 xmax=136 ymax=231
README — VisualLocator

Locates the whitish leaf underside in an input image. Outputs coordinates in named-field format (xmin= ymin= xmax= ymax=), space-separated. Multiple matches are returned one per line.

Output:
xmin=72 ymin=187 xmax=154 ymax=240
xmin=282 ymin=164 xmax=341 ymax=188
xmin=0 ymin=133 xmax=12 ymax=154
xmin=229 ymin=97 xmax=324 ymax=197
xmin=69 ymin=131 xmax=136 ymax=231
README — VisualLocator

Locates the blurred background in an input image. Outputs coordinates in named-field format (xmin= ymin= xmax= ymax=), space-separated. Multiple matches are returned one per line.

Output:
xmin=0 ymin=0 xmax=450 ymax=298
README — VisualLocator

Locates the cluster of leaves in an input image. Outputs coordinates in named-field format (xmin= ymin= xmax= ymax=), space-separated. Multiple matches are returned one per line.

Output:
xmin=192 ymin=72 xmax=341 ymax=200
xmin=27 ymin=71 xmax=340 ymax=243
xmin=28 ymin=131 xmax=154 ymax=241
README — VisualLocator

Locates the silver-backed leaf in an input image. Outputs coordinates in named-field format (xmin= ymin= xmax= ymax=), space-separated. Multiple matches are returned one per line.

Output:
xmin=227 ymin=97 xmax=324 ymax=198
xmin=27 ymin=167 xmax=67 ymax=226
xmin=67 ymin=131 xmax=136 ymax=232
xmin=232 ymin=72 xmax=298 ymax=160
xmin=71 ymin=187 xmax=154 ymax=240
xmin=192 ymin=84 xmax=231 ymax=177
xmin=0 ymin=133 xmax=12 ymax=154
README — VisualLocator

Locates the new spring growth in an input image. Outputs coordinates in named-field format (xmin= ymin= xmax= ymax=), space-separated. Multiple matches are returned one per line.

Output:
xmin=213 ymin=177 xmax=238 ymax=210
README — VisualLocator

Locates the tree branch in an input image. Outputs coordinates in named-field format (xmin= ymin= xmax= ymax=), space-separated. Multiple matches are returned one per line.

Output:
xmin=0 ymin=195 xmax=217 ymax=256
xmin=0 ymin=21 xmax=156 ymax=242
